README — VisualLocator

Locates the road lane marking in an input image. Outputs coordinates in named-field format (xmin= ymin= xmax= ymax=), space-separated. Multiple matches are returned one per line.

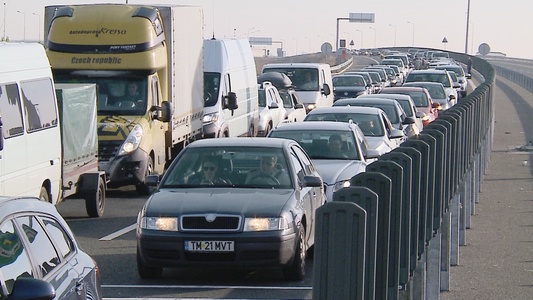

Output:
xmin=99 ymin=224 xmax=136 ymax=241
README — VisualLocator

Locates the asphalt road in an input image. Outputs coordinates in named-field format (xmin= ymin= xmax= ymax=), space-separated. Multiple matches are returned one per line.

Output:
xmin=440 ymin=75 xmax=533 ymax=299
xmin=55 ymin=62 xmax=532 ymax=299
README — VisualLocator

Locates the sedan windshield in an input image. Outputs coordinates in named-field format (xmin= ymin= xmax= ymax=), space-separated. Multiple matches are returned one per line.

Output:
xmin=161 ymin=147 xmax=293 ymax=189
xmin=305 ymin=113 xmax=384 ymax=137
xmin=269 ymin=130 xmax=360 ymax=160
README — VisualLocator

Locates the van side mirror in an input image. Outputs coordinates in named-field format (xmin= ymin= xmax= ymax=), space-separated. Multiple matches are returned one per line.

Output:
xmin=0 ymin=117 xmax=3 ymax=150
xmin=150 ymin=101 xmax=172 ymax=122
xmin=322 ymin=83 xmax=331 ymax=96
xmin=224 ymin=92 xmax=238 ymax=111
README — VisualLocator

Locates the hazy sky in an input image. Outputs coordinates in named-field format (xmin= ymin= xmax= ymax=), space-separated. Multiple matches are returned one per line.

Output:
xmin=2 ymin=0 xmax=531 ymax=59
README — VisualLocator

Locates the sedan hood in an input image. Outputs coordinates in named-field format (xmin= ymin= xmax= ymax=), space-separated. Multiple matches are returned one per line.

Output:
xmin=312 ymin=160 xmax=367 ymax=185
xmin=365 ymin=136 xmax=391 ymax=155
xmin=145 ymin=188 xmax=295 ymax=217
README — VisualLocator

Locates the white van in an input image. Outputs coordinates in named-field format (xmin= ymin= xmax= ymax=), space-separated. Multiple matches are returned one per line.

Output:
xmin=0 ymin=43 xmax=62 ymax=203
xmin=203 ymin=38 xmax=259 ymax=137
xmin=261 ymin=63 xmax=333 ymax=113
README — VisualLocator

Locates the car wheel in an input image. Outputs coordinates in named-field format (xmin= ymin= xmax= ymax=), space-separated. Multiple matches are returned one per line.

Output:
xmin=136 ymin=156 xmax=154 ymax=195
xmin=39 ymin=186 xmax=50 ymax=203
xmin=85 ymin=177 xmax=105 ymax=218
xmin=282 ymin=225 xmax=306 ymax=281
xmin=137 ymin=251 xmax=163 ymax=279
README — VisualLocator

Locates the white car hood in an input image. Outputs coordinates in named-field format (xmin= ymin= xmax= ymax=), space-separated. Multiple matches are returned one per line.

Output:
xmin=365 ymin=136 xmax=393 ymax=155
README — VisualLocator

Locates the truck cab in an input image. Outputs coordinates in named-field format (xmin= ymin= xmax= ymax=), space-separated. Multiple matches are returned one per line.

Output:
xmin=45 ymin=4 xmax=204 ymax=194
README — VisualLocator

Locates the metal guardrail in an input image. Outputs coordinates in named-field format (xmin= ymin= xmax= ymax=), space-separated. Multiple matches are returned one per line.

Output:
xmin=491 ymin=64 xmax=533 ymax=93
xmin=314 ymin=52 xmax=496 ymax=300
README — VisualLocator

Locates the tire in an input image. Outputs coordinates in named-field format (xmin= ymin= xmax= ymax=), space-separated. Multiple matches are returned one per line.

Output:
xmin=85 ymin=177 xmax=105 ymax=218
xmin=282 ymin=225 xmax=306 ymax=281
xmin=136 ymin=156 xmax=154 ymax=195
xmin=248 ymin=123 xmax=256 ymax=137
xmin=137 ymin=251 xmax=163 ymax=279
xmin=39 ymin=186 xmax=50 ymax=203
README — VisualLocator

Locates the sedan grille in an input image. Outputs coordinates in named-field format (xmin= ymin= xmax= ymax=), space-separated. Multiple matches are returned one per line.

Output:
xmin=181 ymin=214 xmax=242 ymax=232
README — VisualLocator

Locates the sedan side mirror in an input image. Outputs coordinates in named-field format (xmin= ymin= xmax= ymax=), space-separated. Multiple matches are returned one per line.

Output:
xmin=302 ymin=175 xmax=323 ymax=187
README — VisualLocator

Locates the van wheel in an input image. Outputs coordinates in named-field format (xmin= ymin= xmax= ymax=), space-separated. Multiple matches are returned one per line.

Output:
xmin=85 ymin=177 xmax=105 ymax=218
xmin=248 ymin=123 xmax=256 ymax=137
xmin=136 ymin=156 xmax=154 ymax=195
xmin=39 ymin=187 xmax=50 ymax=203
xmin=265 ymin=123 xmax=272 ymax=137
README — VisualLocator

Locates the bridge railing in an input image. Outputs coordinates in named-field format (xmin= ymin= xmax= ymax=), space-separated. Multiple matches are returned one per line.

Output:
xmin=313 ymin=52 xmax=496 ymax=300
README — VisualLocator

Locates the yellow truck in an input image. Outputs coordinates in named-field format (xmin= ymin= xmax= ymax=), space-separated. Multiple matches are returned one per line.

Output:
xmin=44 ymin=4 xmax=204 ymax=194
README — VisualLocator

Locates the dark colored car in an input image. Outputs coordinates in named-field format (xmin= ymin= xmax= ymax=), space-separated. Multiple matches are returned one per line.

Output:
xmin=332 ymin=74 xmax=370 ymax=100
xmin=136 ymin=137 xmax=325 ymax=281
xmin=0 ymin=197 xmax=102 ymax=300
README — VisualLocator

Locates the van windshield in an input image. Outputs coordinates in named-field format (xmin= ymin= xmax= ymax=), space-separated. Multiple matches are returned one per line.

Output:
xmin=204 ymin=72 xmax=220 ymax=107
xmin=264 ymin=68 xmax=319 ymax=92
xmin=54 ymin=71 xmax=147 ymax=116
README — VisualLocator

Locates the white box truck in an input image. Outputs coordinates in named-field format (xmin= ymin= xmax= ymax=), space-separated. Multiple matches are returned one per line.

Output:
xmin=261 ymin=63 xmax=334 ymax=113
xmin=0 ymin=43 xmax=106 ymax=217
xmin=44 ymin=4 xmax=204 ymax=194
xmin=203 ymin=38 xmax=259 ymax=138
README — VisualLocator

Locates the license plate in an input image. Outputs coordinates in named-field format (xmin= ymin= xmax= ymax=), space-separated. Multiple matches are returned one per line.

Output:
xmin=184 ymin=240 xmax=234 ymax=252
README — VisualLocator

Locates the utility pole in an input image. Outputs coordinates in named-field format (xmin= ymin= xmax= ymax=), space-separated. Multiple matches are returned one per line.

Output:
xmin=465 ymin=0 xmax=471 ymax=54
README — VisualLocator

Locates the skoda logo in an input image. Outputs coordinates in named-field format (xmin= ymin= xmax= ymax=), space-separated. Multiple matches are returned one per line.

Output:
xmin=344 ymin=92 xmax=349 ymax=96
xmin=205 ymin=214 xmax=217 ymax=222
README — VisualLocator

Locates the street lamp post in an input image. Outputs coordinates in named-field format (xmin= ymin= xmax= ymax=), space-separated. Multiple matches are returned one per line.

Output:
xmin=17 ymin=10 xmax=25 ymax=41
xmin=356 ymin=29 xmax=363 ymax=49
xmin=291 ymin=37 xmax=298 ymax=55
xmin=369 ymin=26 xmax=376 ymax=48
xmin=389 ymin=24 xmax=397 ymax=47
xmin=465 ymin=0 xmax=471 ymax=54
xmin=304 ymin=36 xmax=311 ymax=53
xmin=33 ymin=12 xmax=41 ymax=43
xmin=407 ymin=21 xmax=415 ymax=46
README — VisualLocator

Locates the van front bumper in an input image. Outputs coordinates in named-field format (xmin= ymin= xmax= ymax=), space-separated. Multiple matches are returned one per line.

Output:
xmin=99 ymin=148 xmax=149 ymax=188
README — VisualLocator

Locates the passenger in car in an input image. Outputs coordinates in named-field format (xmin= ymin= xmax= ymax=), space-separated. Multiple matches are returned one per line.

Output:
xmin=245 ymin=155 xmax=290 ymax=185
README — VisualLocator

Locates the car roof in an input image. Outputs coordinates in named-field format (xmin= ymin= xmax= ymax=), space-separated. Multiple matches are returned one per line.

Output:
xmin=257 ymin=72 xmax=293 ymax=88
xmin=334 ymin=74 xmax=365 ymax=78
xmin=187 ymin=137 xmax=296 ymax=149
xmin=408 ymin=69 xmax=448 ymax=75
xmin=263 ymin=63 xmax=326 ymax=68
xmin=368 ymin=93 xmax=412 ymax=100
xmin=382 ymin=86 xmax=427 ymax=93
xmin=0 ymin=196 xmax=59 ymax=220
xmin=307 ymin=106 xmax=384 ymax=115
xmin=403 ymin=82 xmax=444 ymax=87
xmin=273 ymin=120 xmax=357 ymax=132
xmin=334 ymin=97 xmax=399 ymax=106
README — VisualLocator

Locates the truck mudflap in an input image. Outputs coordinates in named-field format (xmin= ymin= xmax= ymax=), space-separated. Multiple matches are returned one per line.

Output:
xmin=77 ymin=172 xmax=106 ymax=218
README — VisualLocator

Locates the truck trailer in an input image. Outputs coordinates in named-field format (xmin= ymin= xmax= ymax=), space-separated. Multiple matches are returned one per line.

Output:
xmin=44 ymin=4 xmax=204 ymax=194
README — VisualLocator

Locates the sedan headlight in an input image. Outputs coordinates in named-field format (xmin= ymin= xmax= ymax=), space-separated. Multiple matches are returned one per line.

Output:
xmin=118 ymin=124 xmax=143 ymax=156
xmin=140 ymin=217 xmax=179 ymax=231
xmin=244 ymin=217 xmax=289 ymax=231
xmin=333 ymin=180 xmax=351 ymax=193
